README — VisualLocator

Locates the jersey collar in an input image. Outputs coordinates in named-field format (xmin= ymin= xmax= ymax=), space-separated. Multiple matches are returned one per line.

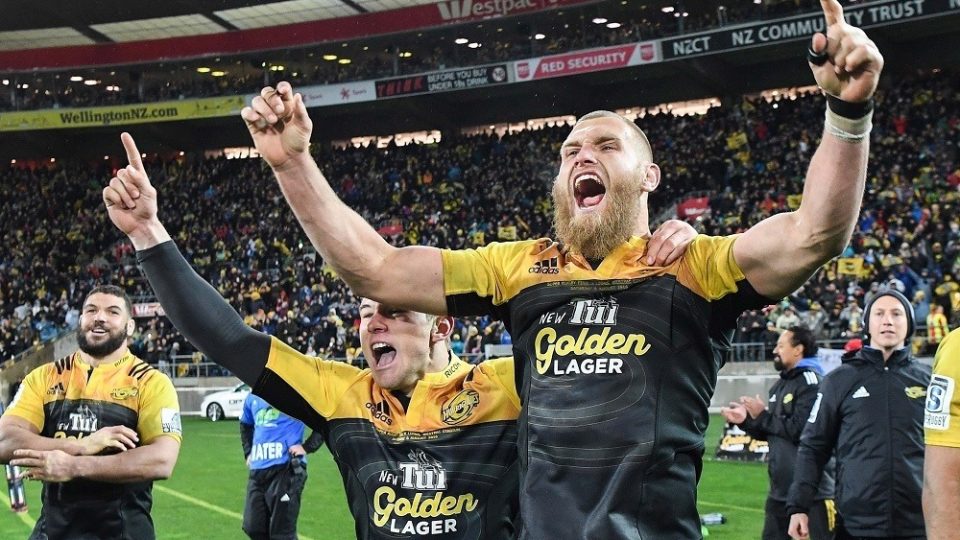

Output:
xmin=420 ymin=353 xmax=471 ymax=385
xmin=74 ymin=350 xmax=137 ymax=370
xmin=563 ymin=235 xmax=650 ymax=272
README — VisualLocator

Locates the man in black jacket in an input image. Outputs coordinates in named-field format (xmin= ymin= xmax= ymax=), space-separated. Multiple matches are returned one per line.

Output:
xmin=722 ymin=325 xmax=835 ymax=539
xmin=787 ymin=290 xmax=930 ymax=540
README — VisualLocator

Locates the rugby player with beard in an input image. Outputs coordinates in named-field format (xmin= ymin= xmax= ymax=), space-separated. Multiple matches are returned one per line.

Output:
xmin=0 ymin=285 xmax=182 ymax=540
xmin=238 ymin=1 xmax=882 ymax=534
xmin=101 ymin=133 xmax=697 ymax=539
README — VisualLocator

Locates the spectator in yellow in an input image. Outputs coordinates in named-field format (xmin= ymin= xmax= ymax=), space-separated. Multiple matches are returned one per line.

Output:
xmin=928 ymin=305 xmax=950 ymax=353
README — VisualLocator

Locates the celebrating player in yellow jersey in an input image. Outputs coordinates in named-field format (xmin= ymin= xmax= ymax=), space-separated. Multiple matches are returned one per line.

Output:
xmin=924 ymin=328 xmax=960 ymax=539
xmin=0 ymin=284 xmax=182 ymax=540
xmin=237 ymin=1 xmax=882 ymax=536
xmin=241 ymin=2 xmax=882 ymax=538
xmin=101 ymin=132 xmax=696 ymax=539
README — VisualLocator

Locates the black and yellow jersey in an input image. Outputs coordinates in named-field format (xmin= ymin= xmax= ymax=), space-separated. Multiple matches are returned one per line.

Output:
xmin=442 ymin=234 xmax=768 ymax=539
xmin=3 ymin=351 xmax=181 ymax=540
xmin=926 ymin=328 xmax=960 ymax=447
xmin=254 ymin=337 xmax=521 ymax=539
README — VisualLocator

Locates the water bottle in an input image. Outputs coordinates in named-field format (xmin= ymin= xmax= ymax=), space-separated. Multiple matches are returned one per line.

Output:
xmin=700 ymin=512 xmax=726 ymax=525
xmin=5 ymin=464 xmax=27 ymax=513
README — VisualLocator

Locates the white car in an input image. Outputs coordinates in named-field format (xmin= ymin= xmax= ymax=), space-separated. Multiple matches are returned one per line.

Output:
xmin=199 ymin=383 xmax=250 ymax=422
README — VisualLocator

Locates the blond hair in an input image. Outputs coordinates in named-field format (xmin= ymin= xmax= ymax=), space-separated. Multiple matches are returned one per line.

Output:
xmin=574 ymin=110 xmax=653 ymax=162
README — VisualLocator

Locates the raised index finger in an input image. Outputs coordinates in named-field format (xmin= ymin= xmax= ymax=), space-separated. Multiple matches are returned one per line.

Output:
xmin=820 ymin=0 xmax=844 ymax=26
xmin=121 ymin=132 xmax=145 ymax=172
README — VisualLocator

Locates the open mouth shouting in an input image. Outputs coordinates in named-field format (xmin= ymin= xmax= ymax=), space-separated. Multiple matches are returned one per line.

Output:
xmin=370 ymin=342 xmax=398 ymax=369
xmin=574 ymin=173 xmax=606 ymax=209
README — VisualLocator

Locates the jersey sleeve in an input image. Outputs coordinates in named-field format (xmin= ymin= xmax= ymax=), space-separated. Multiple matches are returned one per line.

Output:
xmin=137 ymin=371 xmax=182 ymax=444
xmin=255 ymin=337 xmax=365 ymax=422
xmin=2 ymin=367 xmax=47 ymax=432
xmin=678 ymin=234 xmax=748 ymax=301
xmin=441 ymin=241 xmax=534 ymax=316
xmin=926 ymin=329 xmax=960 ymax=447
xmin=476 ymin=357 xmax=521 ymax=412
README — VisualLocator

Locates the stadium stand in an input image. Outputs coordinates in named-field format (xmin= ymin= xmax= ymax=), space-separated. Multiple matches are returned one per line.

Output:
xmin=1 ymin=68 xmax=957 ymax=367
xmin=1 ymin=0 xmax=958 ymax=372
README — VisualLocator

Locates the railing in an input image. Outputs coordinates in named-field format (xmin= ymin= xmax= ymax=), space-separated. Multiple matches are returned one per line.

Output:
xmin=4 ymin=327 xmax=941 ymax=375
xmin=729 ymin=333 xmax=937 ymax=363
xmin=165 ymin=352 xmax=489 ymax=380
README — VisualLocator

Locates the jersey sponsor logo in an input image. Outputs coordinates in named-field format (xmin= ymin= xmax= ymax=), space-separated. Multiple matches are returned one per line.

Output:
xmin=110 ymin=386 xmax=138 ymax=400
xmin=46 ymin=383 xmax=66 ymax=396
xmin=534 ymin=297 xmax=645 ymax=376
xmin=851 ymin=386 xmax=871 ymax=399
xmin=904 ymin=386 xmax=927 ymax=400
xmin=161 ymin=408 xmax=182 ymax=434
xmin=373 ymin=450 xmax=477 ymax=535
xmin=365 ymin=400 xmax=394 ymax=425
xmin=534 ymin=326 xmax=646 ymax=375
xmin=67 ymin=404 xmax=98 ymax=433
xmin=925 ymin=374 xmax=955 ymax=431
xmin=441 ymin=389 xmax=480 ymax=426
xmin=400 ymin=450 xmax=447 ymax=490
xmin=569 ymin=298 xmax=618 ymax=326
xmin=528 ymin=256 xmax=560 ymax=274
xmin=808 ymin=393 xmax=823 ymax=423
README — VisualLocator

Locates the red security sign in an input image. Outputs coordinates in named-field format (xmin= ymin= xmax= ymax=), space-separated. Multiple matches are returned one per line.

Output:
xmin=513 ymin=42 xmax=660 ymax=81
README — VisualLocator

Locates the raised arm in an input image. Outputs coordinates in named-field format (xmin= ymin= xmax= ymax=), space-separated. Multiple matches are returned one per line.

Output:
xmin=102 ymin=133 xmax=271 ymax=385
xmin=733 ymin=0 xmax=883 ymax=299
xmin=241 ymin=84 xmax=446 ymax=314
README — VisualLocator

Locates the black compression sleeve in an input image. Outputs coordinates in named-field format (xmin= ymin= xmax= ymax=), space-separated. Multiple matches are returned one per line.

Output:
xmin=136 ymin=241 xmax=270 ymax=385
xmin=240 ymin=422 xmax=254 ymax=458
xmin=302 ymin=430 xmax=324 ymax=454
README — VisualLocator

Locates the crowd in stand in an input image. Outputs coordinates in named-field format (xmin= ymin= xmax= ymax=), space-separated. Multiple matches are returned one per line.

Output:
xmin=1 ymin=69 xmax=957 ymax=370
xmin=2 ymin=0 xmax=829 ymax=112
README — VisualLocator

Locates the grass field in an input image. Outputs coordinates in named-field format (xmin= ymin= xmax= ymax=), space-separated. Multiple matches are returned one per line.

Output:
xmin=0 ymin=415 xmax=768 ymax=539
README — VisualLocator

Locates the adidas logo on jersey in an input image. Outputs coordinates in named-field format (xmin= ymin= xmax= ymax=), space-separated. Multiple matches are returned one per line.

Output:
xmin=852 ymin=386 xmax=871 ymax=399
xmin=528 ymin=256 xmax=560 ymax=274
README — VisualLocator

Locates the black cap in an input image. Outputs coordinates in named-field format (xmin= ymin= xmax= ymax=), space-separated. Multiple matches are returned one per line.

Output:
xmin=862 ymin=289 xmax=915 ymax=345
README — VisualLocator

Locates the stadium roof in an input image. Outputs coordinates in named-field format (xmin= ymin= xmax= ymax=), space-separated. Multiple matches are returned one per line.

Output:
xmin=0 ymin=0 xmax=603 ymax=69
xmin=0 ymin=0 xmax=607 ymax=52
xmin=0 ymin=1 xmax=438 ymax=47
